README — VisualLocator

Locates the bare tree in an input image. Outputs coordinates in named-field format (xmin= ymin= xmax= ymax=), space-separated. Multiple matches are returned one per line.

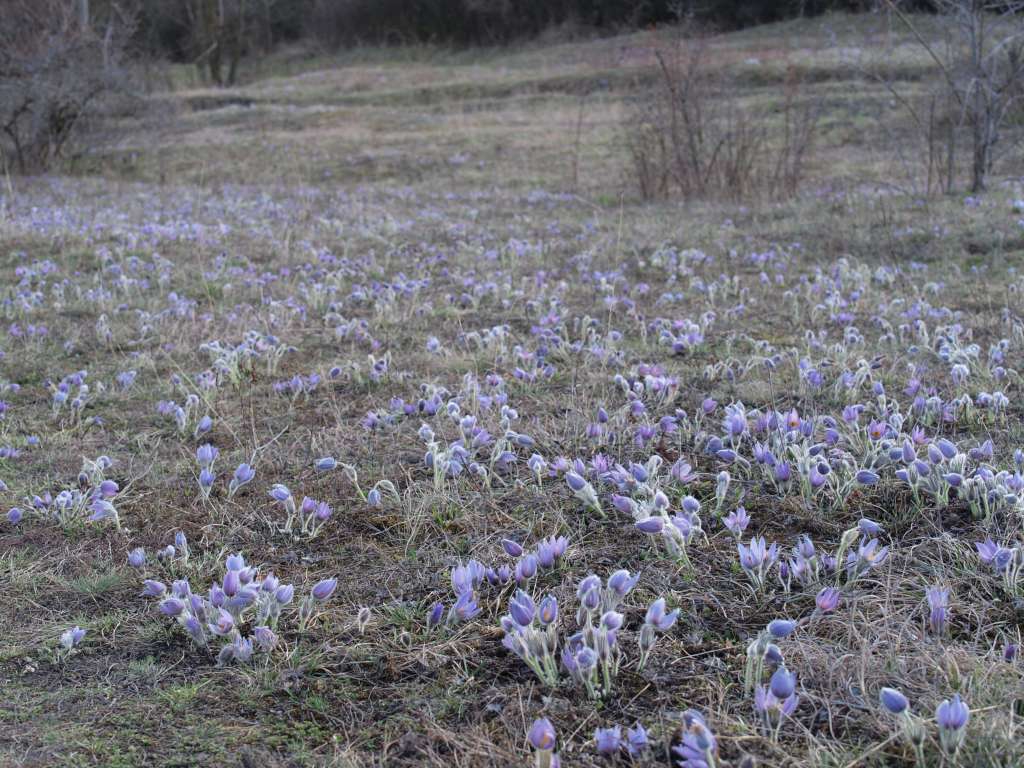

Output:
xmin=0 ymin=0 xmax=138 ymax=175
xmin=887 ymin=0 xmax=1024 ymax=192
xmin=176 ymin=0 xmax=252 ymax=86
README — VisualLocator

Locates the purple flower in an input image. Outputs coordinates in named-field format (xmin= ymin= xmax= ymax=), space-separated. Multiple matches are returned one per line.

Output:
xmin=936 ymin=694 xmax=969 ymax=730
xmin=223 ymin=569 xmax=240 ymax=597
xmin=671 ymin=458 xmax=697 ymax=483
xmin=159 ymin=598 xmax=185 ymax=617
xmin=565 ymin=471 xmax=586 ymax=492
xmin=607 ymin=569 xmax=639 ymax=597
xmin=509 ymin=590 xmax=536 ymax=627
xmin=315 ymin=456 xmax=337 ymax=471
xmin=196 ymin=443 xmax=218 ymax=468
xmin=976 ymin=538 xmax=1001 ymax=562
xmin=427 ymin=601 xmax=445 ymax=629
xmin=577 ymin=574 xmax=602 ymax=599
xmin=635 ymin=516 xmax=664 ymax=534
xmin=7 ymin=507 xmax=22 ymax=524
xmin=673 ymin=709 xmax=717 ymax=768
xmin=796 ymin=534 xmax=816 ymax=560
xmin=451 ymin=561 xmax=480 ymax=595
xmin=625 ymin=722 xmax=648 ymax=756
xmin=644 ymin=597 xmax=679 ymax=630
xmin=755 ymin=685 xmax=799 ymax=718
xmin=936 ymin=693 xmax=970 ymax=753
xmin=879 ymin=687 xmax=909 ymax=715
xmin=926 ymin=586 xmax=950 ymax=635
xmin=253 ymin=625 xmax=279 ymax=652
xmin=767 ymin=618 xmax=797 ymax=638
xmin=536 ymin=538 xmax=559 ymax=568
xmin=451 ymin=590 xmax=480 ymax=621
xmin=594 ymin=725 xmax=622 ymax=755
xmin=269 ymin=484 xmax=292 ymax=502
xmin=815 ymin=587 xmax=841 ymax=613
xmin=769 ymin=667 xmax=796 ymax=699
xmin=225 ymin=553 xmax=246 ymax=571
xmin=1004 ymin=642 xmax=1018 ymax=662
xmin=210 ymin=607 xmax=234 ymax=636
xmin=611 ymin=494 xmax=638 ymax=516
xmin=275 ymin=584 xmax=295 ymax=604
xmin=601 ymin=610 xmax=624 ymax=631
xmin=738 ymin=536 xmax=777 ymax=574
xmin=502 ymin=538 xmax=523 ymax=557
xmin=231 ymin=463 xmax=255 ymax=488
xmin=311 ymin=578 xmax=337 ymax=601
xmin=128 ymin=547 xmax=146 ymax=568
xmin=60 ymin=626 xmax=86 ymax=650
xmin=849 ymin=537 xmax=889 ymax=576
xmin=516 ymin=553 xmax=538 ymax=582
xmin=538 ymin=595 xmax=558 ymax=625
xmin=855 ymin=469 xmax=880 ymax=485
xmin=529 ymin=718 xmax=556 ymax=751
xmin=723 ymin=506 xmax=750 ymax=537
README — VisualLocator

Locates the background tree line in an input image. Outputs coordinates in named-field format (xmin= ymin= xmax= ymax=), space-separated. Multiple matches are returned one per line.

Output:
xmin=134 ymin=0 xmax=932 ymax=68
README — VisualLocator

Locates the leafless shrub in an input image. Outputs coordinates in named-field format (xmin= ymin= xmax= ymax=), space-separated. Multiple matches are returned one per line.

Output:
xmin=884 ymin=0 xmax=1024 ymax=193
xmin=0 ymin=0 xmax=139 ymax=175
xmin=625 ymin=31 xmax=822 ymax=202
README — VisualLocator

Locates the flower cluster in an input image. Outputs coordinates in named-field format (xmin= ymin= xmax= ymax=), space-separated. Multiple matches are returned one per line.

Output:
xmin=10 ymin=456 xmax=122 ymax=530
xmin=142 ymin=551 xmax=335 ymax=664
xmin=879 ymin=686 xmax=970 ymax=760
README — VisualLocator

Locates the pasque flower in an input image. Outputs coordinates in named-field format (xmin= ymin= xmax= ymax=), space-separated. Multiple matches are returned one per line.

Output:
xmin=594 ymin=725 xmax=621 ymax=755
xmin=879 ymin=687 xmax=908 ymax=715
xmin=60 ymin=626 xmax=86 ymax=651
xmin=935 ymin=693 xmax=970 ymax=754
xmin=815 ymin=587 xmax=841 ymax=613
xmin=529 ymin=718 xmax=559 ymax=768
xmin=926 ymin=586 xmax=950 ymax=635
xmin=228 ymin=463 xmax=255 ymax=497
xmin=311 ymin=578 xmax=337 ymax=601
xmin=529 ymin=718 xmax=556 ymax=751
xmin=723 ymin=506 xmax=750 ymax=537
xmin=673 ymin=709 xmax=717 ymax=768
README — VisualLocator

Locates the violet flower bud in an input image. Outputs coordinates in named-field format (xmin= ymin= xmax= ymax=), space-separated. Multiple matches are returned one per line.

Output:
xmin=879 ymin=687 xmax=909 ymax=715
xmin=427 ymin=601 xmax=444 ymax=629
xmin=767 ymin=619 xmax=797 ymax=639
xmin=502 ymin=538 xmax=524 ymax=558
xmin=128 ymin=547 xmax=146 ymax=568
xmin=769 ymin=667 xmax=796 ymax=699
xmin=315 ymin=456 xmax=337 ymax=471
xmin=311 ymin=578 xmax=337 ymax=601
xmin=275 ymin=584 xmax=295 ymax=604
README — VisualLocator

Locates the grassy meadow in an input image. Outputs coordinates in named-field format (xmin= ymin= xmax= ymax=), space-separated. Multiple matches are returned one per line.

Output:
xmin=2 ymin=11 xmax=1024 ymax=768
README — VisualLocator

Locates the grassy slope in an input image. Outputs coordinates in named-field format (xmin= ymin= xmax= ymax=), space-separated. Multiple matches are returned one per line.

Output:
xmin=1 ymin=12 xmax=1024 ymax=768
